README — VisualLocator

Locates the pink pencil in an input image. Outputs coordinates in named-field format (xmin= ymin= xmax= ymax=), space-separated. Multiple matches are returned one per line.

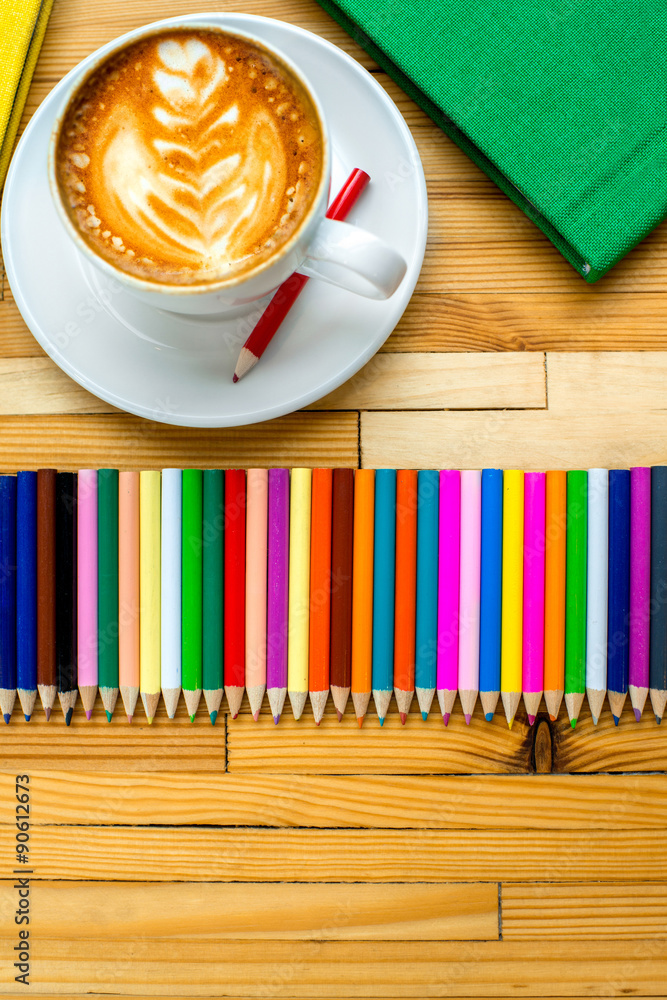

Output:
xmin=630 ymin=467 xmax=651 ymax=721
xmin=458 ymin=471 xmax=481 ymax=724
xmin=437 ymin=470 xmax=460 ymax=724
xmin=119 ymin=471 xmax=140 ymax=723
xmin=522 ymin=472 xmax=546 ymax=725
xmin=246 ymin=469 xmax=268 ymax=721
xmin=77 ymin=470 xmax=98 ymax=719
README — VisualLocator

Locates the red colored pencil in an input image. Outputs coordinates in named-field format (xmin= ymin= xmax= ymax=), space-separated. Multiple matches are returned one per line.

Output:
xmin=233 ymin=169 xmax=371 ymax=382
xmin=330 ymin=469 xmax=354 ymax=720
xmin=224 ymin=470 xmax=246 ymax=718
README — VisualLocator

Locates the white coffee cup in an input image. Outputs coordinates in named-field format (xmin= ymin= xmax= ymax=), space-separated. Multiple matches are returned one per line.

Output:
xmin=47 ymin=15 xmax=408 ymax=316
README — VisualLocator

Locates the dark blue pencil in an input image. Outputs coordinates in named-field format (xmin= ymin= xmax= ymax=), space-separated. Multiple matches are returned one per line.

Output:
xmin=415 ymin=470 xmax=439 ymax=719
xmin=372 ymin=469 xmax=396 ymax=724
xmin=16 ymin=472 xmax=37 ymax=720
xmin=0 ymin=476 xmax=17 ymax=723
xmin=608 ymin=469 xmax=631 ymax=724
xmin=650 ymin=466 xmax=667 ymax=723
xmin=479 ymin=469 xmax=503 ymax=720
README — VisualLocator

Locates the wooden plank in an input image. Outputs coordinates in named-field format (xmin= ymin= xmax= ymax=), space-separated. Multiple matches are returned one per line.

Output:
xmin=553 ymin=705 xmax=667 ymax=773
xmin=0 ymin=413 xmax=358 ymax=471
xmin=0 ymin=880 xmax=498 ymax=941
xmin=227 ymin=709 xmax=532 ymax=774
xmin=361 ymin=410 xmax=667 ymax=470
xmin=309 ymin=353 xmax=545 ymax=410
xmin=503 ymin=883 xmax=667 ymax=940
xmin=547 ymin=352 xmax=667 ymax=414
xmin=0 ymin=359 xmax=117 ymax=414
xmin=4 ymin=826 xmax=667 ymax=882
xmin=1 ymin=772 xmax=665 ymax=830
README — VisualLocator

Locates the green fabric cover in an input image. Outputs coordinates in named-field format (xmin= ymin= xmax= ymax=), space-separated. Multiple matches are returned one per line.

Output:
xmin=315 ymin=0 xmax=667 ymax=281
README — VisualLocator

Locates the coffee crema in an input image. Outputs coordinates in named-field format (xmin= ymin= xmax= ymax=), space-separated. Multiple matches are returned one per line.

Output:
xmin=55 ymin=28 xmax=323 ymax=285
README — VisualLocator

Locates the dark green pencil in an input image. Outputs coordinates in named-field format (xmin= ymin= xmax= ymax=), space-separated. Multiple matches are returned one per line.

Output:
xmin=98 ymin=469 xmax=119 ymax=721
xmin=182 ymin=470 xmax=203 ymax=721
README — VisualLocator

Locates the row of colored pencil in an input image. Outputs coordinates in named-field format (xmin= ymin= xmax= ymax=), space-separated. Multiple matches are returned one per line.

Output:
xmin=0 ymin=467 xmax=666 ymax=727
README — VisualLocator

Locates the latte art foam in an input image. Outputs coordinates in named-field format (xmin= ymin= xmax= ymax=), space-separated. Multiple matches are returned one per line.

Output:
xmin=56 ymin=29 xmax=323 ymax=285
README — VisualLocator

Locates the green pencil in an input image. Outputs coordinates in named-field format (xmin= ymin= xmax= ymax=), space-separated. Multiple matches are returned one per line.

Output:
xmin=98 ymin=468 xmax=119 ymax=721
xmin=182 ymin=470 xmax=203 ymax=721
xmin=203 ymin=470 xmax=224 ymax=724
xmin=565 ymin=470 xmax=587 ymax=727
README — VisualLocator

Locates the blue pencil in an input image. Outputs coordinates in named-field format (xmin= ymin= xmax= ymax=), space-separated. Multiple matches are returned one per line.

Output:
xmin=0 ymin=475 xmax=17 ymax=723
xmin=16 ymin=472 xmax=37 ymax=721
xmin=479 ymin=469 xmax=503 ymax=720
xmin=415 ymin=470 xmax=439 ymax=719
xmin=372 ymin=469 xmax=396 ymax=724
xmin=608 ymin=469 xmax=631 ymax=724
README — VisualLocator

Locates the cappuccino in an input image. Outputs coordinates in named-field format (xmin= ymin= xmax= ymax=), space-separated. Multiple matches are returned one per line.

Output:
xmin=55 ymin=28 xmax=323 ymax=286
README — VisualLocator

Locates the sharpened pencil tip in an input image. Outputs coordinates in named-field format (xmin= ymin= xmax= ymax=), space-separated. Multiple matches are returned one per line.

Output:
xmin=65 ymin=708 xmax=73 ymax=726
xmin=232 ymin=373 xmax=239 ymax=383
xmin=527 ymin=714 xmax=535 ymax=726
xmin=379 ymin=717 xmax=385 ymax=726
xmin=549 ymin=714 xmax=557 ymax=721
xmin=86 ymin=710 xmax=93 ymax=721
xmin=508 ymin=719 xmax=513 ymax=730
xmin=24 ymin=714 xmax=30 ymax=723
xmin=464 ymin=713 xmax=471 ymax=725
xmin=3 ymin=714 xmax=9 ymax=724
xmin=591 ymin=715 xmax=598 ymax=726
xmin=147 ymin=717 xmax=153 ymax=725
xmin=273 ymin=715 xmax=280 ymax=725
xmin=570 ymin=718 xmax=576 ymax=729
xmin=634 ymin=707 xmax=642 ymax=722
xmin=210 ymin=711 xmax=217 ymax=726
xmin=105 ymin=710 xmax=112 ymax=722
xmin=127 ymin=715 xmax=132 ymax=724
xmin=45 ymin=708 xmax=51 ymax=721
xmin=357 ymin=717 xmax=363 ymax=728
xmin=421 ymin=711 xmax=428 ymax=721
xmin=189 ymin=714 xmax=195 ymax=723
xmin=252 ymin=711 xmax=259 ymax=722
xmin=232 ymin=712 xmax=239 ymax=720
xmin=485 ymin=712 xmax=493 ymax=722
xmin=613 ymin=714 xmax=620 ymax=726
xmin=657 ymin=714 xmax=662 ymax=725
xmin=442 ymin=712 xmax=450 ymax=727
xmin=336 ymin=710 xmax=343 ymax=722
xmin=400 ymin=712 xmax=407 ymax=725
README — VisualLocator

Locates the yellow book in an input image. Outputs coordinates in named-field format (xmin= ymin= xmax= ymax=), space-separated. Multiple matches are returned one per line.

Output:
xmin=501 ymin=469 xmax=524 ymax=728
xmin=287 ymin=468 xmax=312 ymax=721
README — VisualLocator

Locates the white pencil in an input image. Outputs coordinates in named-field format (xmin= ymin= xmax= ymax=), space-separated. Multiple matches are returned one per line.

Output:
xmin=586 ymin=468 xmax=608 ymax=724
xmin=161 ymin=469 xmax=182 ymax=719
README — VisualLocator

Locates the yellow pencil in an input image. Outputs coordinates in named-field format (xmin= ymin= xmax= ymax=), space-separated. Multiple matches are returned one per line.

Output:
xmin=140 ymin=471 xmax=161 ymax=723
xmin=501 ymin=470 xmax=524 ymax=728
xmin=287 ymin=468 xmax=312 ymax=721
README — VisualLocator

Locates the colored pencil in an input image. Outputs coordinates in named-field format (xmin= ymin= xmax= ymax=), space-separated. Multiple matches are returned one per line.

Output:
xmin=98 ymin=468 xmax=119 ymax=720
xmin=308 ymin=469 xmax=333 ymax=724
xmin=438 ymin=470 xmax=460 ymax=725
xmin=119 ymin=471 xmax=140 ymax=722
xmin=522 ymin=472 xmax=545 ymax=725
xmin=267 ymin=469 xmax=289 ymax=722
xmin=233 ymin=169 xmax=370 ymax=382
xmin=203 ymin=470 xmax=224 ymax=722
xmin=55 ymin=472 xmax=77 ymax=724
xmin=394 ymin=470 xmax=417 ymax=723
xmin=479 ymin=469 xmax=503 ymax=721
xmin=224 ymin=469 xmax=246 ymax=719
xmin=77 ymin=470 xmax=98 ymax=719
xmin=331 ymin=469 xmax=354 ymax=720
xmin=501 ymin=470 xmax=524 ymax=728
xmin=182 ymin=469 xmax=203 ymax=721
xmin=415 ymin=469 xmax=439 ymax=719
xmin=245 ymin=469 xmax=267 ymax=721
xmin=139 ymin=471 xmax=161 ymax=722
xmin=288 ymin=468 xmax=312 ymax=720
xmin=16 ymin=472 xmax=37 ymax=721
xmin=608 ymin=470 xmax=631 ymax=724
xmin=629 ymin=467 xmax=651 ymax=721
xmin=459 ymin=470 xmax=482 ymax=724
xmin=586 ymin=469 xmax=608 ymax=724
xmin=36 ymin=468 xmax=57 ymax=719
xmin=372 ymin=469 xmax=396 ymax=723
xmin=160 ymin=469 xmax=182 ymax=720
xmin=544 ymin=471 xmax=567 ymax=721
xmin=650 ymin=467 xmax=667 ymax=722
xmin=351 ymin=469 xmax=375 ymax=725
xmin=565 ymin=470 xmax=587 ymax=727
xmin=0 ymin=475 xmax=17 ymax=723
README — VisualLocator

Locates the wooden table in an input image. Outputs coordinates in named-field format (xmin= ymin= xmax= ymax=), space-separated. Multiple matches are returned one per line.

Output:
xmin=1 ymin=0 xmax=667 ymax=995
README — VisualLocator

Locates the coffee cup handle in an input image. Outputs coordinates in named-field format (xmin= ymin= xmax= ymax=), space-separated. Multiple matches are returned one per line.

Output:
xmin=296 ymin=218 xmax=407 ymax=299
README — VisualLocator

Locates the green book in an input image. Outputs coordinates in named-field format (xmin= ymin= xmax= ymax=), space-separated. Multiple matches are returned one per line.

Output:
xmin=316 ymin=0 xmax=667 ymax=281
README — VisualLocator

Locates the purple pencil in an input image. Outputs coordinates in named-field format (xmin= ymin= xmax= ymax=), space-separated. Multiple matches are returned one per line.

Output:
xmin=437 ymin=470 xmax=460 ymax=725
xmin=522 ymin=472 xmax=546 ymax=726
xmin=630 ymin=467 xmax=651 ymax=721
xmin=267 ymin=469 xmax=289 ymax=723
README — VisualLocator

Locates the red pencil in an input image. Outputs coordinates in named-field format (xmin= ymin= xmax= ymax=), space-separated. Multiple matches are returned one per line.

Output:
xmin=233 ymin=169 xmax=371 ymax=382
xmin=330 ymin=469 xmax=354 ymax=720
xmin=224 ymin=470 xmax=246 ymax=718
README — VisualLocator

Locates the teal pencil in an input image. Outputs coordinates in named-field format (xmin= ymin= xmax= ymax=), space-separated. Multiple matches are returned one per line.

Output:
xmin=372 ymin=469 xmax=396 ymax=723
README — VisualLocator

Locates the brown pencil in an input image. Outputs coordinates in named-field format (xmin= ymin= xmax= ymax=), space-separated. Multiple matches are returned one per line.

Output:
xmin=36 ymin=469 xmax=57 ymax=719
xmin=330 ymin=469 xmax=354 ymax=720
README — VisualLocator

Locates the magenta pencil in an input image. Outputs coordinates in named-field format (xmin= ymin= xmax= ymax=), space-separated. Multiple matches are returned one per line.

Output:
xmin=458 ymin=471 xmax=481 ymax=724
xmin=267 ymin=469 xmax=289 ymax=723
xmin=77 ymin=470 xmax=98 ymax=719
xmin=630 ymin=467 xmax=651 ymax=721
xmin=522 ymin=472 xmax=546 ymax=725
xmin=246 ymin=469 xmax=268 ymax=721
xmin=437 ymin=470 xmax=460 ymax=724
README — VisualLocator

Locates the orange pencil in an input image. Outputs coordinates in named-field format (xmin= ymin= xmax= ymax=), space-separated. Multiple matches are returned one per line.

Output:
xmin=351 ymin=470 xmax=375 ymax=725
xmin=308 ymin=469 xmax=333 ymax=724
xmin=544 ymin=470 xmax=567 ymax=720
xmin=394 ymin=470 xmax=418 ymax=723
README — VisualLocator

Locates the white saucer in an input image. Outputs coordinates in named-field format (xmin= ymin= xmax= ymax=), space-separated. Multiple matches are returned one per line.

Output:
xmin=1 ymin=13 xmax=427 ymax=428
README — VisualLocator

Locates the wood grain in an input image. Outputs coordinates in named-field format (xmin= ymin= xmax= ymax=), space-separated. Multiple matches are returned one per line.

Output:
xmin=547 ymin=352 xmax=667 ymax=413
xmin=503 ymin=883 xmax=667 ymax=940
